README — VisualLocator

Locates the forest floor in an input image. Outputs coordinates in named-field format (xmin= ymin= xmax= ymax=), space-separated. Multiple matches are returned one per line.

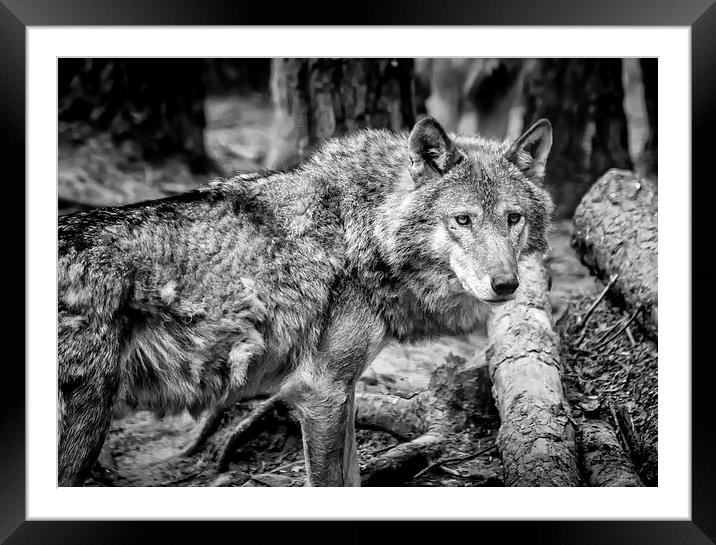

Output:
xmin=60 ymin=94 xmax=655 ymax=487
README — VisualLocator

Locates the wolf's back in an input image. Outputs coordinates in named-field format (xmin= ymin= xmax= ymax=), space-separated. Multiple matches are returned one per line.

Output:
xmin=58 ymin=190 xmax=225 ymax=317
xmin=58 ymin=206 xmax=141 ymax=323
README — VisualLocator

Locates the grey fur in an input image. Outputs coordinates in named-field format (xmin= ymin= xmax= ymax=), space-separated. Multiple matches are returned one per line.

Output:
xmin=58 ymin=117 xmax=553 ymax=486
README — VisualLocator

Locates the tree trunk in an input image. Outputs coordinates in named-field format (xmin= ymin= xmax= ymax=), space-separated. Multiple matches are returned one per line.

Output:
xmin=487 ymin=254 xmax=582 ymax=486
xmin=523 ymin=59 xmax=632 ymax=218
xmin=571 ymin=169 xmax=658 ymax=339
xmin=267 ymin=58 xmax=416 ymax=167
xmin=418 ymin=58 xmax=525 ymax=139
xmin=58 ymin=59 xmax=210 ymax=172
xmin=466 ymin=58 xmax=525 ymax=140
xmin=423 ymin=58 xmax=467 ymax=133
xmin=639 ymin=58 xmax=658 ymax=179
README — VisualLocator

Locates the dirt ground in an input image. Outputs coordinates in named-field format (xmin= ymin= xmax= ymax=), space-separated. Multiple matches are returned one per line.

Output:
xmin=62 ymin=95 xmax=654 ymax=487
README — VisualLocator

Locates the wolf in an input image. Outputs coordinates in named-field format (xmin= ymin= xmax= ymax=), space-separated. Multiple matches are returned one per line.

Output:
xmin=58 ymin=116 xmax=553 ymax=486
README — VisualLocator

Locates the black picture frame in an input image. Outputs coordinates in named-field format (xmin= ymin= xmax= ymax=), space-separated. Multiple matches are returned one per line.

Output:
xmin=2 ymin=1 xmax=712 ymax=543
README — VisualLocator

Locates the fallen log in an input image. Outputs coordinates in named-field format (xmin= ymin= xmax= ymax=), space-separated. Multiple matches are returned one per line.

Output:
xmin=354 ymin=391 xmax=430 ymax=441
xmin=557 ymin=291 xmax=659 ymax=486
xmin=610 ymin=400 xmax=657 ymax=486
xmin=487 ymin=253 xmax=582 ymax=486
xmin=578 ymin=417 xmax=644 ymax=487
xmin=572 ymin=169 xmax=657 ymax=339
xmin=358 ymin=355 xmax=497 ymax=486
xmin=360 ymin=433 xmax=446 ymax=486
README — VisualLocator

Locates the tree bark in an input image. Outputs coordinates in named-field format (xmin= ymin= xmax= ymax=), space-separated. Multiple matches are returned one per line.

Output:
xmin=355 ymin=392 xmax=430 ymax=441
xmin=523 ymin=59 xmax=632 ymax=218
xmin=610 ymin=400 xmax=658 ymax=487
xmin=578 ymin=418 xmax=644 ymax=487
xmin=487 ymin=254 xmax=582 ymax=486
xmin=571 ymin=169 xmax=658 ymax=339
xmin=267 ymin=58 xmax=416 ymax=167
xmin=357 ymin=354 xmax=497 ymax=485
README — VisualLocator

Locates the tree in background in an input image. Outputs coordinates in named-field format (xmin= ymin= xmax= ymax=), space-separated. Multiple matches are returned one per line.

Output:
xmin=466 ymin=59 xmax=525 ymax=140
xmin=58 ymin=57 xmax=654 ymax=217
xmin=415 ymin=58 xmax=525 ymax=141
xmin=523 ymin=59 xmax=633 ymax=218
xmin=203 ymin=59 xmax=271 ymax=96
xmin=59 ymin=59 xmax=210 ymax=172
xmin=639 ymin=58 xmax=657 ymax=178
xmin=266 ymin=59 xmax=416 ymax=167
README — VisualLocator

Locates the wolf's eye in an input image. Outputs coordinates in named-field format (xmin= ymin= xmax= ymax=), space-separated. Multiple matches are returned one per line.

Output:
xmin=455 ymin=215 xmax=471 ymax=226
xmin=507 ymin=213 xmax=522 ymax=226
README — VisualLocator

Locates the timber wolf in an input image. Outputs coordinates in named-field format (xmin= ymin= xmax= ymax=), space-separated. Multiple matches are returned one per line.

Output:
xmin=58 ymin=116 xmax=553 ymax=486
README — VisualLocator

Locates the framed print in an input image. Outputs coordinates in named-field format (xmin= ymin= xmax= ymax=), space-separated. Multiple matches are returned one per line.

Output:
xmin=3 ymin=0 xmax=714 ymax=543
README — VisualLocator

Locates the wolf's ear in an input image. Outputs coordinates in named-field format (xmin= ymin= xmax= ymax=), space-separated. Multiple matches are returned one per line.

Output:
xmin=408 ymin=117 xmax=459 ymax=186
xmin=505 ymin=119 xmax=552 ymax=180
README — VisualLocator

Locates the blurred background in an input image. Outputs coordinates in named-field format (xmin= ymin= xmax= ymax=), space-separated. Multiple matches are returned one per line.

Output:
xmin=57 ymin=58 xmax=657 ymax=486
xmin=58 ymin=58 xmax=656 ymax=219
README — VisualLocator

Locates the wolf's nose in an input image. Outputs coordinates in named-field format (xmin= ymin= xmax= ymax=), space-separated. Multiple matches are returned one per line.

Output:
xmin=491 ymin=273 xmax=519 ymax=296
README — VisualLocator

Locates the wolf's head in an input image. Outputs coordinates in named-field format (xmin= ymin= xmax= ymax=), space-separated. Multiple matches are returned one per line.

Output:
xmin=383 ymin=116 xmax=554 ymax=304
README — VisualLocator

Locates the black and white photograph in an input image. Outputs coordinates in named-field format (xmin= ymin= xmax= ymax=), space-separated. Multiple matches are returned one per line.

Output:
xmin=4 ymin=3 xmax=712 ymax=541
xmin=57 ymin=57 xmax=658 ymax=489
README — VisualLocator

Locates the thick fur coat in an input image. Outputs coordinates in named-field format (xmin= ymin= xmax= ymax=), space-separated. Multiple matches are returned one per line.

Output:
xmin=58 ymin=117 xmax=553 ymax=486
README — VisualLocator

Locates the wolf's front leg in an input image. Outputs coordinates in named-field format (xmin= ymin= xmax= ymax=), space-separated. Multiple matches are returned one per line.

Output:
xmin=292 ymin=381 xmax=361 ymax=486
xmin=286 ymin=292 xmax=384 ymax=486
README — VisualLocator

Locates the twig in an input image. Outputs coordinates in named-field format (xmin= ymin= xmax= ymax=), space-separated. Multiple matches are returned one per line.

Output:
xmin=592 ymin=307 xmax=643 ymax=350
xmin=182 ymin=405 xmax=227 ymax=457
xmin=607 ymin=399 xmax=643 ymax=473
xmin=615 ymin=404 xmax=643 ymax=468
xmin=606 ymin=399 xmax=626 ymax=450
xmin=436 ymin=465 xmax=462 ymax=477
xmin=413 ymin=442 xmax=497 ymax=479
xmin=217 ymin=395 xmax=284 ymax=471
xmin=571 ymin=346 xmax=598 ymax=357
xmin=245 ymin=459 xmax=306 ymax=486
xmin=576 ymin=274 xmax=619 ymax=341
xmin=625 ymin=326 xmax=636 ymax=347
xmin=372 ymin=443 xmax=400 ymax=456
xmin=587 ymin=320 xmax=623 ymax=349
